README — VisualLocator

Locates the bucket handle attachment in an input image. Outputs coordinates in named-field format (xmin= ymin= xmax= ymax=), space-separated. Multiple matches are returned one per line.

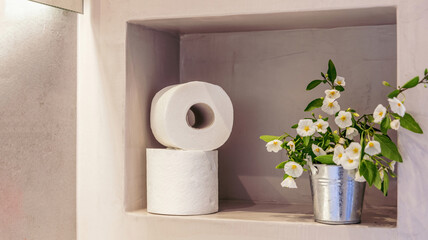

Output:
xmin=306 ymin=156 xmax=319 ymax=175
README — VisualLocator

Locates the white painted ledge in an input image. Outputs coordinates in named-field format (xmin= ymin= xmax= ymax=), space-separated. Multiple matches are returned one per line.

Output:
xmin=128 ymin=201 xmax=396 ymax=240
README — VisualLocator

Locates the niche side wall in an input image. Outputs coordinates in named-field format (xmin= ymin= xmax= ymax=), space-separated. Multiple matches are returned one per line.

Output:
xmin=125 ymin=24 xmax=180 ymax=211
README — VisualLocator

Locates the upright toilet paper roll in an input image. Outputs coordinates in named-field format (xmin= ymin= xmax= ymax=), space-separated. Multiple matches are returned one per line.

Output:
xmin=150 ymin=81 xmax=233 ymax=151
xmin=147 ymin=148 xmax=218 ymax=215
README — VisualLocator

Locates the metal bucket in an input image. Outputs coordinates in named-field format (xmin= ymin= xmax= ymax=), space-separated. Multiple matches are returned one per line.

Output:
xmin=309 ymin=164 xmax=366 ymax=224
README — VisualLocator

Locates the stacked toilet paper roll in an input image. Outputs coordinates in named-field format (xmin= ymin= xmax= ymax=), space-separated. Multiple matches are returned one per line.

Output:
xmin=147 ymin=81 xmax=233 ymax=215
xmin=147 ymin=149 xmax=218 ymax=215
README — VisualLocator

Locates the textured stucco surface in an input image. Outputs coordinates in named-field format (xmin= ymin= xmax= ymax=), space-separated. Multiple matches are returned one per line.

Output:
xmin=0 ymin=0 xmax=76 ymax=239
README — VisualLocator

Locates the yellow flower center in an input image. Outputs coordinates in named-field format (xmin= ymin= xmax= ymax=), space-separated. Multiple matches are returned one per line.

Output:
xmin=398 ymin=103 xmax=401 ymax=107
xmin=379 ymin=111 xmax=383 ymax=116
xmin=369 ymin=142 xmax=374 ymax=147
xmin=328 ymin=102 xmax=334 ymax=108
xmin=330 ymin=92 xmax=335 ymax=96
xmin=348 ymin=159 xmax=354 ymax=164
xmin=304 ymin=126 xmax=310 ymax=132
xmin=337 ymin=81 xmax=342 ymax=85
xmin=341 ymin=115 xmax=346 ymax=121
xmin=273 ymin=141 xmax=278 ymax=145
xmin=315 ymin=148 xmax=320 ymax=152
xmin=317 ymin=123 xmax=323 ymax=129
xmin=353 ymin=148 xmax=359 ymax=153
xmin=338 ymin=153 xmax=343 ymax=158
xmin=291 ymin=165 xmax=297 ymax=169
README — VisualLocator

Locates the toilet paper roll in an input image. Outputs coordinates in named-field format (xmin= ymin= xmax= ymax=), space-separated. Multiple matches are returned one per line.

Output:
xmin=150 ymin=81 xmax=233 ymax=151
xmin=147 ymin=148 xmax=218 ymax=215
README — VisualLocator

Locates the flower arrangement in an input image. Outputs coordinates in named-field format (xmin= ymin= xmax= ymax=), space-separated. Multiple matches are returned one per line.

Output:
xmin=261 ymin=60 xmax=427 ymax=195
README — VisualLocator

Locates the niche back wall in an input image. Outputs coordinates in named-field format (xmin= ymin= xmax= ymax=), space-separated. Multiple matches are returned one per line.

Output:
xmin=180 ymin=25 xmax=397 ymax=206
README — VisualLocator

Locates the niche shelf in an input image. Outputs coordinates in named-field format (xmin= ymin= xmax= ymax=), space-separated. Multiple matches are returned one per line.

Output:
xmin=125 ymin=6 xmax=398 ymax=238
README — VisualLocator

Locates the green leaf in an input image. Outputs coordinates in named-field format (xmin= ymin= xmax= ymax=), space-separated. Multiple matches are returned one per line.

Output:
xmin=402 ymin=76 xmax=419 ymax=89
xmin=283 ymin=174 xmax=290 ymax=180
xmin=360 ymin=160 xmax=377 ymax=186
xmin=333 ymin=133 xmax=340 ymax=143
xmin=306 ymin=80 xmax=323 ymax=90
xmin=327 ymin=60 xmax=337 ymax=83
xmin=380 ymin=116 xmax=391 ymax=134
xmin=382 ymin=172 xmax=389 ymax=196
xmin=260 ymin=135 xmax=279 ymax=143
xmin=276 ymin=161 xmax=287 ymax=169
xmin=400 ymin=113 xmax=423 ymax=134
xmin=304 ymin=98 xmax=323 ymax=112
xmin=314 ymin=155 xmax=334 ymax=165
xmin=374 ymin=134 xmax=403 ymax=162
xmin=291 ymin=124 xmax=298 ymax=129
xmin=321 ymin=72 xmax=326 ymax=79
xmin=303 ymin=136 xmax=310 ymax=146
xmin=388 ymin=89 xmax=400 ymax=98
xmin=335 ymin=85 xmax=345 ymax=92
xmin=425 ymin=68 xmax=427 ymax=76
xmin=373 ymin=170 xmax=383 ymax=190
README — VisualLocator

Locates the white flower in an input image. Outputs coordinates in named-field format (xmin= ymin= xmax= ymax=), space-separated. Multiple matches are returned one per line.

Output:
xmin=314 ymin=119 xmax=329 ymax=134
xmin=354 ymin=171 xmax=366 ymax=182
xmin=390 ymin=119 xmax=400 ymax=130
xmin=373 ymin=104 xmax=387 ymax=123
xmin=333 ymin=145 xmax=346 ymax=165
xmin=345 ymin=142 xmax=362 ymax=159
xmin=346 ymin=127 xmax=359 ymax=140
xmin=325 ymin=89 xmax=341 ymax=100
xmin=321 ymin=98 xmax=340 ymax=115
xmin=266 ymin=140 xmax=283 ymax=153
xmin=335 ymin=111 xmax=352 ymax=128
xmin=334 ymin=76 xmax=346 ymax=86
xmin=287 ymin=141 xmax=295 ymax=152
xmin=390 ymin=161 xmax=396 ymax=172
xmin=338 ymin=138 xmax=345 ymax=145
xmin=296 ymin=119 xmax=316 ymax=137
xmin=284 ymin=161 xmax=304 ymax=178
xmin=365 ymin=140 xmax=381 ymax=156
xmin=388 ymin=97 xmax=406 ymax=117
xmin=312 ymin=144 xmax=326 ymax=157
xmin=281 ymin=176 xmax=297 ymax=188
xmin=341 ymin=153 xmax=360 ymax=170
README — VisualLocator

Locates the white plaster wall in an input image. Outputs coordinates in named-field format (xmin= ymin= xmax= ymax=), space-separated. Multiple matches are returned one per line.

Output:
xmin=0 ymin=0 xmax=76 ymax=239
xmin=77 ymin=0 xmax=428 ymax=239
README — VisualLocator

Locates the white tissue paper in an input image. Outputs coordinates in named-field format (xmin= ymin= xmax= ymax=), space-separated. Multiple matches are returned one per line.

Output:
xmin=150 ymin=81 xmax=233 ymax=151
xmin=147 ymin=148 xmax=218 ymax=215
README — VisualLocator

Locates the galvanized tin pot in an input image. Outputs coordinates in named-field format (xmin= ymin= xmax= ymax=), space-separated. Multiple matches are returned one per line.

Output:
xmin=309 ymin=164 xmax=366 ymax=224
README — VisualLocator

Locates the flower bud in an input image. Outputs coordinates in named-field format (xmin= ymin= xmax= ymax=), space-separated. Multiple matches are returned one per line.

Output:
xmin=382 ymin=81 xmax=391 ymax=87
xmin=318 ymin=115 xmax=323 ymax=119
xmin=390 ymin=119 xmax=400 ymax=130
xmin=353 ymin=113 xmax=360 ymax=117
